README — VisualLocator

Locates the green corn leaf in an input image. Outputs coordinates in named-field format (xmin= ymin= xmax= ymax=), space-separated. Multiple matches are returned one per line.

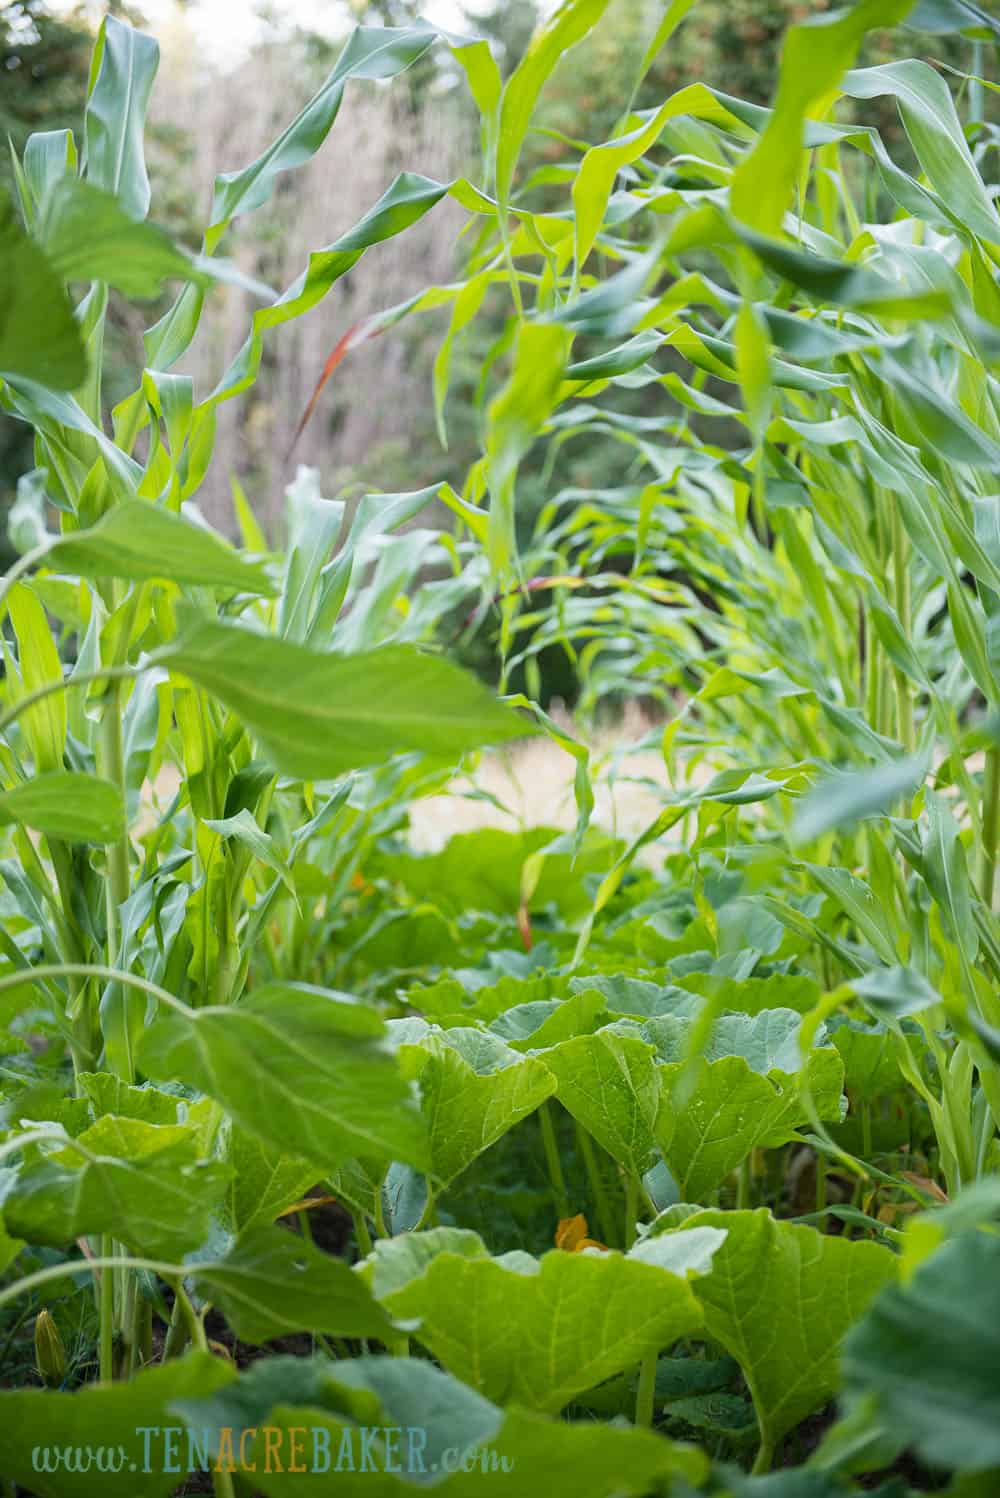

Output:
xmin=22 ymin=129 xmax=78 ymax=217
xmin=730 ymin=0 xmax=913 ymax=235
xmin=84 ymin=15 xmax=159 ymax=220
xmin=793 ymin=756 xmax=927 ymax=842
xmin=205 ymin=27 xmax=439 ymax=252
xmin=497 ymin=0 xmax=613 ymax=204
xmin=6 ymin=583 xmax=66 ymax=775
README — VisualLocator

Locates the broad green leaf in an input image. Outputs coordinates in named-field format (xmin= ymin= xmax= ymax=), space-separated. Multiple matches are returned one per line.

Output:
xmin=251 ymin=1362 xmax=707 ymax=1495
xmin=44 ymin=500 xmax=274 ymax=593
xmin=496 ymin=0 xmax=613 ymax=202
xmin=381 ymin=1241 xmax=710 ymax=1413
xmin=490 ymin=989 xmax=607 ymax=1050
xmin=226 ymin=1131 xmax=319 ymax=1233
xmin=0 ymin=772 xmax=124 ymax=844
xmin=137 ymin=983 xmax=429 ymax=1172
xmin=84 ymin=16 xmax=159 ymax=220
xmin=35 ymin=179 xmax=211 ymax=297
xmin=2 ymin=1116 xmax=230 ymax=1259
xmin=162 ymin=618 xmax=532 ymax=781
xmin=629 ymin=1008 xmax=814 ymax=1075
xmin=671 ymin=1209 xmax=897 ymax=1460
xmin=194 ymin=1225 xmax=397 ymax=1344
xmin=399 ymin=1029 xmax=556 ymax=1188
xmin=7 ymin=582 xmax=66 ymax=774
xmin=0 ymin=1353 xmax=233 ymax=1498
xmin=542 ymin=1030 xmax=661 ymax=1177
xmin=730 ymin=0 xmax=912 ymax=233
xmin=655 ymin=1049 xmax=844 ymax=1201
xmin=843 ymin=1232 xmax=1000 ymax=1473
xmin=0 ymin=190 xmax=85 ymax=388
xmin=827 ymin=1019 xmax=905 ymax=1100
xmin=361 ymin=1226 xmax=490 ymax=1300
xmin=77 ymin=1073 xmax=187 ymax=1126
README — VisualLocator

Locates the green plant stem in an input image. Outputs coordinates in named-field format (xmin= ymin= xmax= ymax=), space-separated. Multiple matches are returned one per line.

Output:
xmin=890 ymin=500 xmax=915 ymax=751
xmin=99 ymin=1234 xmax=114 ymax=1384
xmin=175 ymin=1285 xmax=236 ymax=1498
xmin=635 ymin=1349 xmax=657 ymax=1428
xmin=736 ymin=1156 xmax=752 ymax=1210
xmin=575 ymin=1123 xmax=616 ymax=1247
xmin=624 ymin=1172 xmax=639 ymax=1250
xmin=162 ymin=1291 xmax=191 ymax=1362
xmin=98 ymin=685 xmax=132 ymax=945
xmin=539 ymin=1100 xmax=569 ymax=1219
xmin=0 ymin=963 xmax=192 ymax=1017
xmin=752 ymin=1436 xmax=775 ymax=1476
xmin=815 ymin=1150 xmax=827 ymax=1215
xmin=351 ymin=1210 xmax=373 ymax=1259
xmin=981 ymin=747 xmax=1000 ymax=907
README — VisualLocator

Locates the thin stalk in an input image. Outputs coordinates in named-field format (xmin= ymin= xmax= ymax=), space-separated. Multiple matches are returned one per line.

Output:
xmin=890 ymin=501 xmax=915 ymax=752
xmin=861 ymin=1102 xmax=873 ymax=1164
xmin=539 ymin=1101 xmax=569 ymax=1219
xmin=980 ymin=747 xmax=1000 ymax=908
xmin=98 ymin=685 xmax=132 ymax=942
xmin=736 ymin=1156 xmax=751 ymax=1210
xmin=575 ymin=1123 xmax=616 ymax=1247
xmin=624 ymin=1172 xmax=639 ymax=1250
xmin=162 ymin=1291 xmax=190 ymax=1362
xmin=0 ymin=963 xmax=193 ymax=1018
xmin=635 ymin=1349 xmax=657 ymax=1428
xmin=99 ymin=1234 xmax=114 ymax=1384
xmin=815 ymin=1150 xmax=827 ymax=1215
xmin=351 ymin=1210 xmax=373 ymax=1259
xmin=752 ymin=1436 xmax=775 ymax=1476
xmin=178 ymin=1285 xmax=235 ymax=1498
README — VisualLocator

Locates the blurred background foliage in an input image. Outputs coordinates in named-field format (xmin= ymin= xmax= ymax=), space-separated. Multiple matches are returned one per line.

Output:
xmin=0 ymin=0 xmax=984 ymax=699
